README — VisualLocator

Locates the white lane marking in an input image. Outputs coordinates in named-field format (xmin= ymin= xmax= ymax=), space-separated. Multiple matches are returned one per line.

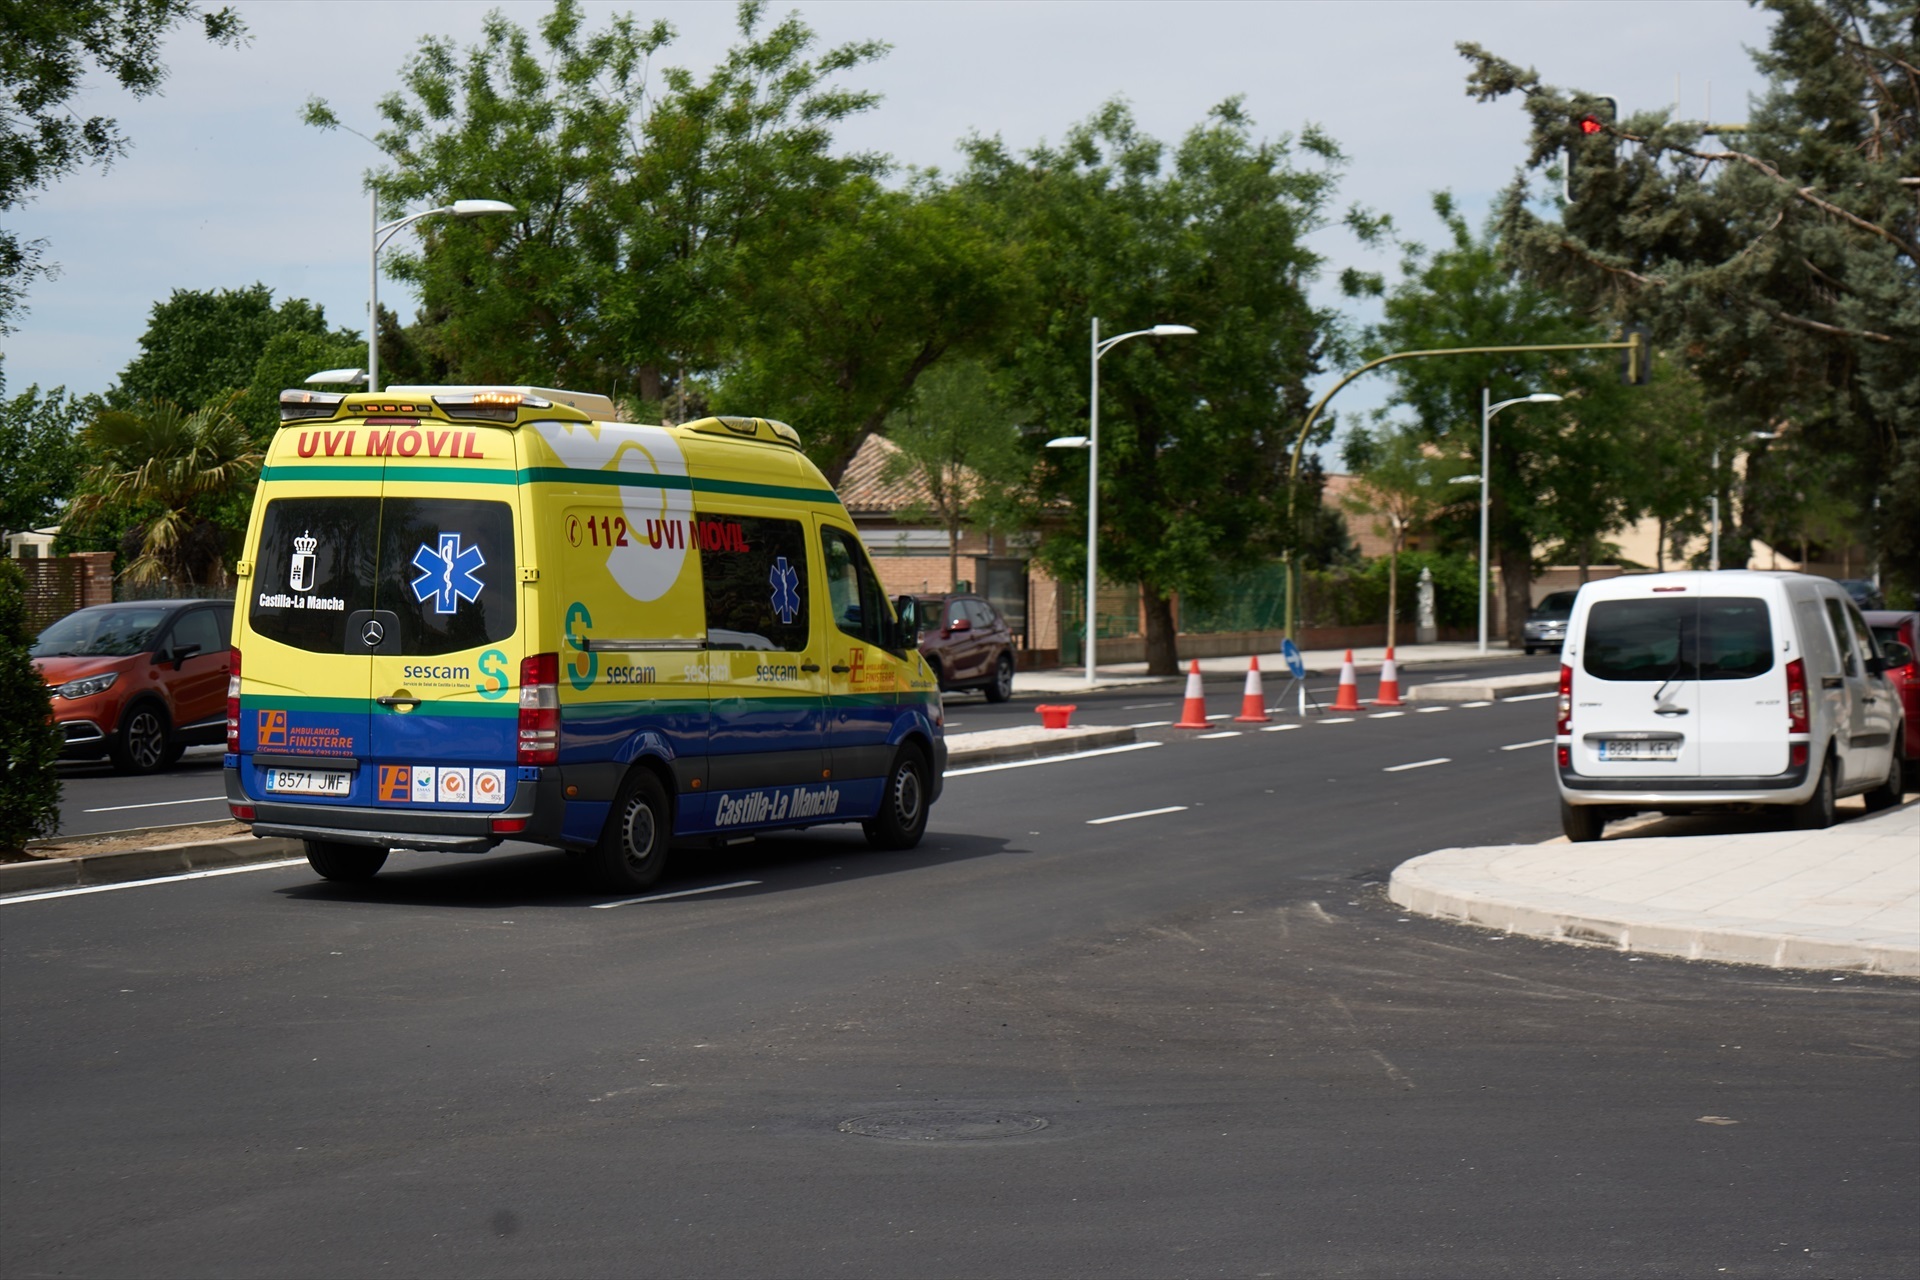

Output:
xmin=1416 ymin=706 xmax=1451 ymax=714
xmin=1261 ymin=723 xmax=1300 ymax=732
xmin=1129 ymin=720 xmax=1173 ymax=729
xmin=1205 ymin=713 xmax=1232 ymax=721
xmin=1501 ymin=738 xmax=1555 ymax=751
xmin=1502 ymin=691 xmax=1558 ymax=703
xmin=83 ymin=795 xmax=226 ymax=814
xmin=592 ymin=880 xmax=761 ymax=909
xmin=1122 ymin=703 xmax=1165 ymax=710
xmin=1461 ymin=700 xmax=1493 ymax=708
xmin=1088 ymin=805 xmax=1188 ymax=825
xmin=1368 ymin=711 xmax=1405 ymax=719
xmin=1318 ymin=717 xmax=1355 ymax=724
xmin=945 ymin=740 xmax=1163 ymax=777
xmin=0 ymin=858 xmax=309 ymax=906
xmin=1198 ymin=730 xmax=1242 ymax=739
xmin=1384 ymin=757 xmax=1451 ymax=773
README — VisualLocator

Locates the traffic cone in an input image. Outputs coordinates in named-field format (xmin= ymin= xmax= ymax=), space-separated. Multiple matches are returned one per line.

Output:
xmin=1233 ymin=656 xmax=1270 ymax=723
xmin=1173 ymin=660 xmax=1211 ymax=728
xmin=1330 ymin=649 xmax=1362 ymax=711
xmin=1373 ymin=647 xmax=1404 ymax=707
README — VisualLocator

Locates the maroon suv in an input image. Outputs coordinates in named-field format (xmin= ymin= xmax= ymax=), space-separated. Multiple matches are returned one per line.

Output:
xmin=914 ymin=594 xmax=1015 ymax=702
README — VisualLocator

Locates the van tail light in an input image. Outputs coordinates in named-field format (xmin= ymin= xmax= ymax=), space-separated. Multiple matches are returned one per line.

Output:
xmin=226 ymin=647 xmax=242 ymax=753
xmin=1556 ymin=664 xmax=1573 ymax=737
xmin=1784 ymin=658 xmax=1808 ymax=734
xmin=518 ymin=653 xmax=560 ymax=765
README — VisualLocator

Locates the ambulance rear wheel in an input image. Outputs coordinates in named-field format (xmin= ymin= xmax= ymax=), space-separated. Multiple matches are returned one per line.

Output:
xmin=864 ymin=746 xmax=930 ymax=851
xmin=304 ymin=840 xmax=388 ymax=882
xmin=595 ymin=770 xmax=671 ymax=892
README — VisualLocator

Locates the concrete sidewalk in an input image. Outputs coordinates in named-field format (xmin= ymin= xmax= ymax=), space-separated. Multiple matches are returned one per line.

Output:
xmin=1391 ymin=800 xmax=1920 ymax=975
xmin=1014 ymin=640 xmax=1529 ymax=694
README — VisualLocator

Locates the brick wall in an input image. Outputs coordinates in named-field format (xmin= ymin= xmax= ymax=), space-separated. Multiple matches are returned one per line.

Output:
xmin=17 ymin=552 xmax=115 ymax=633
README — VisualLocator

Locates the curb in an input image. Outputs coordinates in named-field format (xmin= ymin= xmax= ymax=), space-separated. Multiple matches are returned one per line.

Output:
xmin=1 ymin=835 xmax=304 ymax=895
xmin=944 ymin=725 xmax=1137 ymax=768
xmin=3 ymin=728 xmax=1130 ymax=897
xmin=1406 ymin=671 xmax=1560 ymax=702
xmin=1388 ymin=849 xmax=1920 ymax=977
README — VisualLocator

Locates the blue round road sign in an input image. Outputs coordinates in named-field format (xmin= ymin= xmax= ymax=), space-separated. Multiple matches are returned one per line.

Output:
xmin=1281 ymin=638 xmax=1306 ymax=679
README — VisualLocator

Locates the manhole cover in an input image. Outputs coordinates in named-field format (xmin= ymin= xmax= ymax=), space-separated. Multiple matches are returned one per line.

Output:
xmin=838 ymin=1109 xmax=1048 ymax=1141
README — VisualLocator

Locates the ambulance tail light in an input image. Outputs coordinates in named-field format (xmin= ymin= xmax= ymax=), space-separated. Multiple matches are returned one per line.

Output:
xmin=227 ymin=648 xmax=242 ymax=753
xmin=437 ymin=391 xmax=550 ymax=423
xmin=518 ymin=653 xmax=561 ymax=765
xmin=280 ymin=389 xmax=346 ymax=421
xmin=1785 ymin=658 xmax=1808 ymax=733
xmin=1556 ymin=663 xmax=1573 ymax=737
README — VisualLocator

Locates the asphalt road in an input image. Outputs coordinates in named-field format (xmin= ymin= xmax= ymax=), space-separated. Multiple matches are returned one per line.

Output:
xmin=6 ymin=692 xmax=1915 ymax=1278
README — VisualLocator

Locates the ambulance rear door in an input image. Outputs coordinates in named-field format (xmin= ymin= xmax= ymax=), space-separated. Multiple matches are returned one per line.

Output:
xmin=363 ymin=422 xmax=525 ymax=814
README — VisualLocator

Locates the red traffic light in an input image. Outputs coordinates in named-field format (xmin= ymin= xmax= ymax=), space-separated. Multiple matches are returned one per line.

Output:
xmin=1580 ymin=114 xmax=1605 ymax=135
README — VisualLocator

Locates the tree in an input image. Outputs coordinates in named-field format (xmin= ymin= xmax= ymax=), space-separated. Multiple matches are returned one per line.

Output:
xmin=878 ymin=357 xmax=1031 ymax=590
xmin=0 ymin=1 xmax=247 ymax=331
xmin=1459 ymin=0 xmax=1918 ymax=598
xmin=113 ymin=284 xmax=345 ymax=411
xmin=963 ymin=99 xmax=1345 ymax=674
xmin=1351 ymin=194 xmax=1643 ymax=644
xmin=306 ymin=0 xmax=889 ymax=409
xmin=68 ymin=393 xmax=261 ymax=588
xmin=0 ymin=558 xmax=62 ymax=853
xmin=1341 ymin=424 xmax=1473 ymax=646
xmin=233 ymin=329 xmax=369 ymax=443
xmin=0 ymin=362 xmax=88 ymax=542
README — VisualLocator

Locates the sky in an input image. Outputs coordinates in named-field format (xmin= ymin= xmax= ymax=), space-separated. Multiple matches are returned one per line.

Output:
xmin=4 ymin=0 xmax=1778 ymax=429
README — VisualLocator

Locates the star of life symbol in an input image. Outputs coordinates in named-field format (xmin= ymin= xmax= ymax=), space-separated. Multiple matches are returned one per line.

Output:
xmin=769 ymin=556 xmax=801 ymax=625
xmin=288 ymin=531 xmax=318 ymax=592
xmin=411 ymin=532 xmax=486 ymax=615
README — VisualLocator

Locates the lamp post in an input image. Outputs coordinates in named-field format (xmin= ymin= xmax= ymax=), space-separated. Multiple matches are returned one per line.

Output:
xmin=1047 ymin=317 xmax=1196 ymax=686
xmin=1478 ymin=389 xmax=1563 ymax=654
xmin=369 ymin=192 xmax=516 ymax=393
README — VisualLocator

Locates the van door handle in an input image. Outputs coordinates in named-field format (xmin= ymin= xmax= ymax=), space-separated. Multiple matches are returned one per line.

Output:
xmin=799 ymin=663 xmax=821 ymax=673
xmin=1821 ymin=677 xmax=1843 ymax=689
xmin=831 ymin=664 xmax=851 ymax=674
xmin=377 ymin=695 xmax=421 ymax=709
xmin=1653 ymin=705 xmax=1690 ymax=716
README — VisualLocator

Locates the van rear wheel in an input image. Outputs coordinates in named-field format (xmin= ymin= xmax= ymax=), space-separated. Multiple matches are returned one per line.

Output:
xmin=1560 ymin=801 xmax=1610 ymax=843
xmin=594 ymin=770 xmax=671 ymax=892
xmin=864 ymin=746 xmax=930 ymax=851
xmin=1787 ymin=758 xmax=1836 ymax=830
xmin=305 ymin=840 xmax=388 ymax=882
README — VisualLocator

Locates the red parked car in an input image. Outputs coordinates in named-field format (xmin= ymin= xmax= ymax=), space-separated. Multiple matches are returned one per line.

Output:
xmin=31 ymin=599 xmax=235 ymax=773
xmin=914 ymin=593 xmax=1016 ymax=701
xmin=1865 ymin=609 xmax=1919 ymax=788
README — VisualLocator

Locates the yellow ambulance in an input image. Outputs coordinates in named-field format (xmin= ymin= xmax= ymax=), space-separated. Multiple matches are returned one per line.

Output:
xmin=224 ymin=386 xmax=945 ymax=891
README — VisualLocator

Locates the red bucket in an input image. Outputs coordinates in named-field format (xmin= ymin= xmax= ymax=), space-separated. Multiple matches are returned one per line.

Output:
xmin=1036 ymin=704 xmax=1076 ymax=730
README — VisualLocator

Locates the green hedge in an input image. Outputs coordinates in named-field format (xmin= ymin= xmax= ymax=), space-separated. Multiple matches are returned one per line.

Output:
xmin=0 ymin=560 xmax=62 ymax=853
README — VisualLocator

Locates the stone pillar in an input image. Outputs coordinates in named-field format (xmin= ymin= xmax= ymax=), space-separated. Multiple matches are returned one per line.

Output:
xmin=1416 ymin=566 xmax=1437 ymax=644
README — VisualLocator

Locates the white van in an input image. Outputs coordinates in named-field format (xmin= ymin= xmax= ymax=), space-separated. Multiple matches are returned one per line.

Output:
xmin=1555 ymin=571 xmax=1910 ymax=841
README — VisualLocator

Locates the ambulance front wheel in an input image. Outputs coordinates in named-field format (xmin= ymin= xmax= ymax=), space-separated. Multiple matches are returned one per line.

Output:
xmin=864 ymin=746 xmax=930 ymax=851
xmin=595 ymin=769 xmax=671 ymax=892
xmin=304 ymin=840 xmax=388 ymax=882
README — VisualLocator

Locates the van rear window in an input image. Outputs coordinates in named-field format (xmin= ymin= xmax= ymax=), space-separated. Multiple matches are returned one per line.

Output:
xmin=1583 ymin=598 xmax=1773 ymax=682
xmin=251 ymin=496 xmax=515 ymax=655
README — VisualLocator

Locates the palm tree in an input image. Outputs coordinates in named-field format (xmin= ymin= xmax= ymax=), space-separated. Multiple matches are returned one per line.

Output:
xmin=70 ymin=392 xmax=262 ymax=589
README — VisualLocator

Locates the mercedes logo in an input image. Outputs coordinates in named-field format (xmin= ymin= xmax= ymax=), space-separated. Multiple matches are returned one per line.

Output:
xmin=361 ymin=619 xmax=385 ymax=647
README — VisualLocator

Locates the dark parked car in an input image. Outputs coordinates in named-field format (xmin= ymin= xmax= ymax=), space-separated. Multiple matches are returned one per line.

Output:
xmin=914 ymin=593 xmax=1015 ymax=701
xmin=1865 ymin=609 xmax=1919 ymax=789
xmin=1522 ymin=589 xmax=1579 ymax=656
xmin=30 ymin=599 xmax=234 ymax=773
xmin=1839 ymin=578 xmax=1885 ymax=610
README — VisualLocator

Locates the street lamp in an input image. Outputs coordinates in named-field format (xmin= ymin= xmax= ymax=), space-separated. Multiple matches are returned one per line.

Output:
xmin=369 ymin=194 xmax=517 ymax=392
xmin=1478 ymin=389 xmax=1563 ymax=654
xmin=1047 ymin=317 xmax=1196 ymax=686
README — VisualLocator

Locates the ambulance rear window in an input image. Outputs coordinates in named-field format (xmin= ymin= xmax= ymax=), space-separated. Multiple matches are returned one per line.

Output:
xmin=250 ymin=496 xmax=515 ymax=655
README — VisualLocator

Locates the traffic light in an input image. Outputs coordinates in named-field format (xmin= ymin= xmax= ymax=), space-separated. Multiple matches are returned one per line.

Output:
xmin=1563 ymin=94 xmax=1620 ymax=202
xmin=1619 ymin=322 xmax=1652 ymax=386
